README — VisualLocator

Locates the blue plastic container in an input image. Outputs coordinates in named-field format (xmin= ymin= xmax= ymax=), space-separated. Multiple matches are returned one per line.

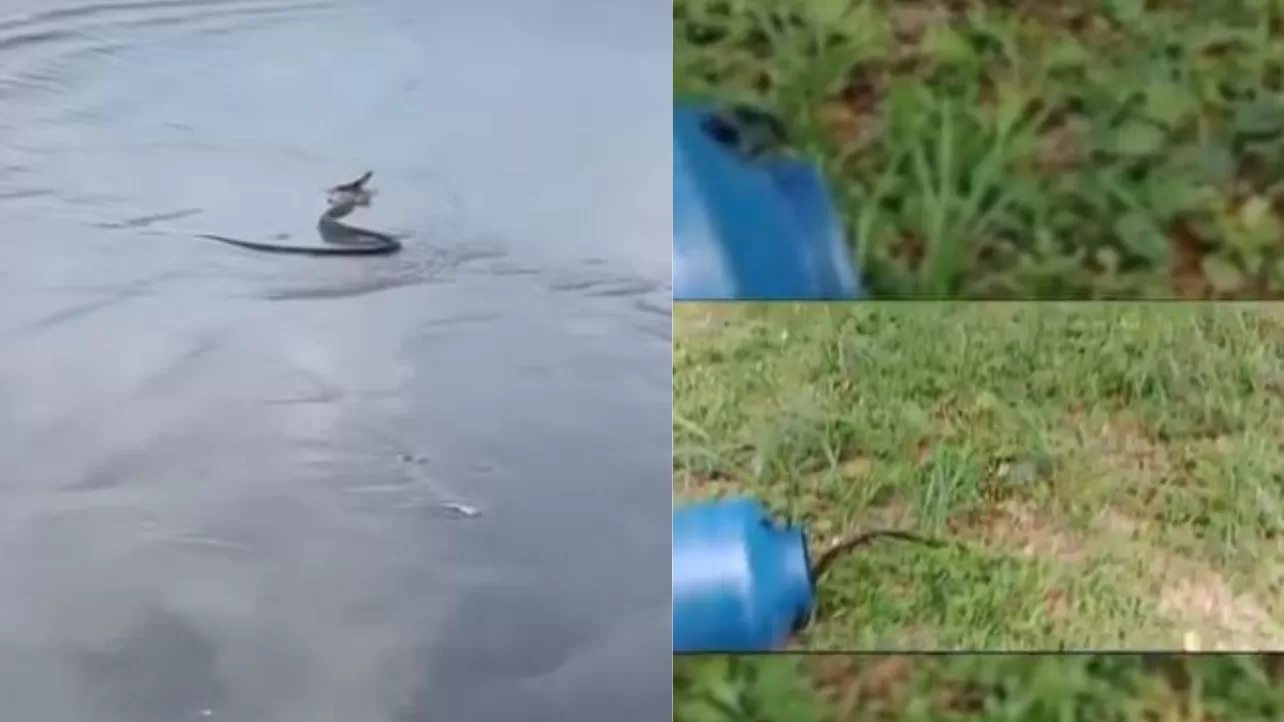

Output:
xmin=673 ymin=102 xmax=863 ymax=300
xmin=672 ymin=497 xmax=815 ymax=652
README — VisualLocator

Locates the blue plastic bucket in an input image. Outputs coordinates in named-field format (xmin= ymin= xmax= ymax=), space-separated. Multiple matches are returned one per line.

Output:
xmin=672 ymin=498 xmax=815 ymax=652
xmin=673 ymin=102 xmax=862 ymax=300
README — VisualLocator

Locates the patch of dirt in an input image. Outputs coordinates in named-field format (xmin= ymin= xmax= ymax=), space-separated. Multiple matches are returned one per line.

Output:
xmin=1251 ymin=304 xmax=1284 ymax=334
xmin=1036 ymin=122 xmax=1086 ymax=173
xmin=839 ymin=456 xmax=875 ymax=476
xmin=1171 ymin=220 xmax=1213 ymax=299
xmin=673 ymin=471 xmax=743 ymax=499
xmin=798 ymin=455 xmax=876 ymax=484
xmin=810 ymin=500 xmax=917 ymax=548
xmin=887 ymin=4 xmax=952 ymax=44
xmin=977 ymin=500 xmax=1284 ymax=649
xmin=973 ymin=500 xmax=1088 ymax=563
xmin=1155 ymin=563 xmax=1284 ymax=651
xmin=1084 ymin=417 xmax=1172 ymax=476
xmin=1096 ymin=508 xmax=1143 ymax=537
xmin=809 ymin=655 xmax=913 ymax=714
xmin=673 ymin=304 xmax=746 ymax=339
xmin=796 ymin=455 xmax=877 ymax=497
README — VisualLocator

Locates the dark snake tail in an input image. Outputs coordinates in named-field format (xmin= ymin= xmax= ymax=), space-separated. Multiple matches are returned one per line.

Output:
xmin=197 ymin=233 xmax=401 ymax=255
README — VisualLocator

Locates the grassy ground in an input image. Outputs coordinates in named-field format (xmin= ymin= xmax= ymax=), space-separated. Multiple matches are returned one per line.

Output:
xmin=675 ymin=0 xmax=1284 ymax=298
xmin=674 ymin=654 xmax=1284 ymax=721
xmin=673 ymin=303 xmax=1284 ymax=650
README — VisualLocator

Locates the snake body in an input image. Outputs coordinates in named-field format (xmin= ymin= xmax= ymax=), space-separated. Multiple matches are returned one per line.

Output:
xmin=198 ymin=171 xmax=402 ymax=255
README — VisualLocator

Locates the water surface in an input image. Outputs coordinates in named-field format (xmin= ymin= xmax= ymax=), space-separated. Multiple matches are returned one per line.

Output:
xmin=0 ymin=1 xmax=671 ymax=720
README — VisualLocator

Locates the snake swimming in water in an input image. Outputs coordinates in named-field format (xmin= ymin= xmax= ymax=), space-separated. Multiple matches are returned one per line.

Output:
xmin=197 ymin=171 xmax=402 ymax=255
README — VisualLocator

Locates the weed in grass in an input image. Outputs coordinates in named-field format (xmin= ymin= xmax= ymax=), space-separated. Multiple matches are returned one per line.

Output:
xmin=674 ymin=655 xmax=826 ymax=722
xmin=675 ymin=0 xmax=1284 ymax=298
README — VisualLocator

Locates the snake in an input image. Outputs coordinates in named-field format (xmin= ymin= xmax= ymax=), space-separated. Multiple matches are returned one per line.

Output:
xmin=197 ymin=171 xmax=402 ymax=255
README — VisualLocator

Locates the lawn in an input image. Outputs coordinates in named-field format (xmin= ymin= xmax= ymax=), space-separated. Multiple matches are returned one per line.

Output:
xmin=674 ymin=653 xmax=1284 ymax=721
xmin=673 ymin=303 xmax=1284 ymax=649
xmin=675 ymin=0 xmax=1284 ymax=299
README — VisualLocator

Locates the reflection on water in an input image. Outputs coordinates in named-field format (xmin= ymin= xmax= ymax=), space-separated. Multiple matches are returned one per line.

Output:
xmin=0 ymin=0 xmax=670 ymax=720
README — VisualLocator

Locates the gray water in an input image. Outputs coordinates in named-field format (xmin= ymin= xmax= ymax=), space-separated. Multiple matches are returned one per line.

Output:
xmin=0 ymin=1 xmax=672 ymax=720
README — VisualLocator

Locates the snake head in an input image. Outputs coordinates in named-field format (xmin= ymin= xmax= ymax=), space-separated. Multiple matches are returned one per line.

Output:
xmin=329 ymin=171 xmax=373 ymax=193
xmin=327 ymin=171 xmax=375 ymax=208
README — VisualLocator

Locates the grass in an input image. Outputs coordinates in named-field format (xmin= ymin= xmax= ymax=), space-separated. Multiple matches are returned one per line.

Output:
xmin=674 ymin=653 xmax=1284 ymax=721
xmin=675 ymin=0 xmax=1284 ymax=298
xmin=673 ymin=302 xmax=1284 ymax=650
